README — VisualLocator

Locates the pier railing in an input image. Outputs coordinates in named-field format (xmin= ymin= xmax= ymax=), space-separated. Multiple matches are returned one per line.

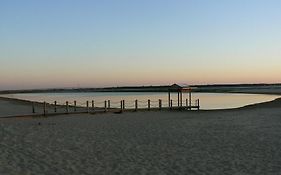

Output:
xmin=30 ymin=98 xmax=200 ymax=116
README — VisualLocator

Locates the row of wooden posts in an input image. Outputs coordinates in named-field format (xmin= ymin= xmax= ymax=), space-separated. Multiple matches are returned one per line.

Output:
xmin=33 ymin=99 xmax=200 ymax=116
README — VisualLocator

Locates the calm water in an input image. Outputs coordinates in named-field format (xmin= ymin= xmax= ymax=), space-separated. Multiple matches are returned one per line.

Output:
xmin=1 ymin=92 xmax=279 ymax=109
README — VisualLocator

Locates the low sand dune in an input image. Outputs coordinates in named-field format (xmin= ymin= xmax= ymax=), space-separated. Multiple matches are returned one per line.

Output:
xmin=1 ymin=97 xmax=281 ymax=174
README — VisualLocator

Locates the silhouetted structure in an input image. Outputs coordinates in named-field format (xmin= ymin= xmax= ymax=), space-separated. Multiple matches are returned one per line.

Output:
xmin=168 ymin=84 xmax=193 ymax=108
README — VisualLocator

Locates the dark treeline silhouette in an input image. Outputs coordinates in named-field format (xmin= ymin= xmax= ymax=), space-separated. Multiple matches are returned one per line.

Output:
xmin=0 ymin=85 xmax=178 ymax=94
xmin=193 ymin=83 xmax=281 ymax=88
xmin=0 ymin=83 xmax=280 ymax=94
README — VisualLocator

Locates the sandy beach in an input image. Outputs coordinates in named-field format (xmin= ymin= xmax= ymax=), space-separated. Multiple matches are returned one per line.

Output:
xmin=2 ymin=0 xmax=281 ymax=174
xmin=0 ymin=97 xmax=37 ymax=117
xmin=0 ymin=96 xmax=281 ymax=175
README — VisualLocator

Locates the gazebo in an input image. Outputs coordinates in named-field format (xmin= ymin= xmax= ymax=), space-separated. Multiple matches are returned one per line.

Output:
xmin=168 ymin=84 xmax=192 ymax=108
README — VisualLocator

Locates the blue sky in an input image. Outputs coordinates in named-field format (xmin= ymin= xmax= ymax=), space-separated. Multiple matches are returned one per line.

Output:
xmin=0 ymin=0 xmax=281 ymax=89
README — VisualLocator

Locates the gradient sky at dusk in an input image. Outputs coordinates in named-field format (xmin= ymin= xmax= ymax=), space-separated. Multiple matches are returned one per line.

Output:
xmin=1 ymin=0 xmax=281 ymax=90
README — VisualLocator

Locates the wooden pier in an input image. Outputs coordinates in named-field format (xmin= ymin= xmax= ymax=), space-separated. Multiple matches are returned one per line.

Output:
xmin=29 ymin=84 xmax=200 ymax=116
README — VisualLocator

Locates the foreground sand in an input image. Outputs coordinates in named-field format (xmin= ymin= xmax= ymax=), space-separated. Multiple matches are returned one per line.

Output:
xmin=1 ymin=98 xmax=281 ymax=174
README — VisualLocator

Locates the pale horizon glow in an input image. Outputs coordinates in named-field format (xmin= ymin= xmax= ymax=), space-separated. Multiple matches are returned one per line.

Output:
xmin=1 ymin=0 xmax=281 ymax=90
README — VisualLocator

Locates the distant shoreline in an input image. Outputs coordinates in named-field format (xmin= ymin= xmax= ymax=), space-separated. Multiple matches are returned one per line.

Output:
xmin=1 ymin=83 xmax=281 ymax=95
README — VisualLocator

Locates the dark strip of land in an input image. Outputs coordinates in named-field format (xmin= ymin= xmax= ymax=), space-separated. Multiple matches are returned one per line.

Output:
xmin=1 ymin=83 xmax=281 ymax=94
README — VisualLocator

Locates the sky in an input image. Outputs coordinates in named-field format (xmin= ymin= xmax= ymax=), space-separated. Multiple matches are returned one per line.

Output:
xmin=0 ymin=0 xmax=281 ymax=90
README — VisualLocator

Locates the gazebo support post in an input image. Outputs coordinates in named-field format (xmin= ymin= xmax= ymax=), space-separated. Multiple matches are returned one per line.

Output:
xmin=189 ymin=91 xmax=192 ymax=109
xmin=180 ymin=91 xmax=183 ymax=107
xmin=177 ymin=91 xmax=180 ymax=107
xmin=168 ymin=91 xmax=171 ymax=107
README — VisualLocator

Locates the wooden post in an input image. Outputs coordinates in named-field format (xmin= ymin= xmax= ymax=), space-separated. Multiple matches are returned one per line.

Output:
xmin=92 ymin=100 xmax=95 ymax=111
xmin=122 ymin=100 xmax=125 ymax=110
xmin=43 ymin=101 xmax=46 ymax=116
xmin=135 ymin=100 xmax=138 ymax=111
xmin=180 ymin=92 xmax=181 ymax=107
xmin=197 ymin=99 xmax=200 ymax=110
xmin=148 ymin=99 xmax=151 ymax=110
xmin=104 ymin=100 xmax=107 ymax=112
xmin=186 ymin=99 xmax=188 ymax=107
xmin=177 ymin=91 xmax=180 ymax=107
xmin=54 ymin=101 xmax=57 ymax=113
xmin=189 ymin=91 xmax=192 ymax=107
xmin=74 ymin=101 xmax=77 ymax=112
xmin=32 ymin=102 xmax=35 ymax=114
xmin=120 ymin=100 xmax=123 ymax=112
xmin=159 ymin=99 xmax=162 ymax=110
xmin=168 ymin=91 xmax=171 ymax=107
xmin=86 ymin=101 xmax=89 ymax=113
xmin=170 ymin=100 xmax=173 ymax=109
xmin=180 ymin=91 xmax=183 ymax=107
xmin=108 ymin=100 xmax=111 ymax=109
xmin=92 ymin=100 xmax=94 ymax=109
xmin=66 ymin=101 xmax=69 ymax=114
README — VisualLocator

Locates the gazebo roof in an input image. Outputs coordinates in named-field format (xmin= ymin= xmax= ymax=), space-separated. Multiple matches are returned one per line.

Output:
xmin=170 ymin=84 xmax=182 ymax=89
xmin=169 ymin=84 xmax=191 ymax=92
